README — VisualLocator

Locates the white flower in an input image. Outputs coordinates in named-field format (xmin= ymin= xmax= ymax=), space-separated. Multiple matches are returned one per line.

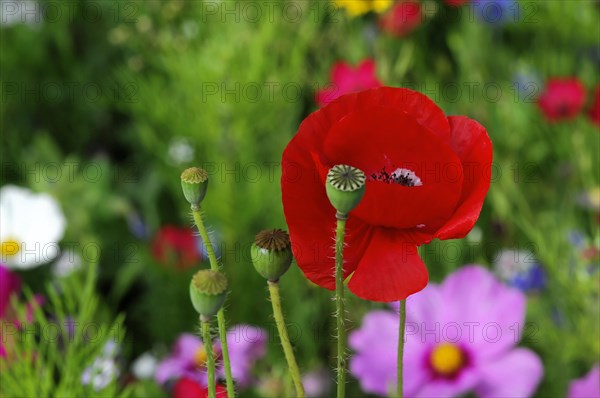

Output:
xmin=53 ymin=249 xmax=82 ymax=277
xmin=493 ymin=249 xmax=537 ymax=281
xmin=81 ymin=341 xmax=121 ymax=391
xmin=0 ymin=0 xmax=42 ymax=27
xmin=81 ymin=357 xmax=119 ymax=391
xmin=1 ymin=185 xmax=66 ymax=269
xmin=167 ymin=137 xmax=194 ymax=166
xmin=131 ymin=352 xmax=158 ymax=380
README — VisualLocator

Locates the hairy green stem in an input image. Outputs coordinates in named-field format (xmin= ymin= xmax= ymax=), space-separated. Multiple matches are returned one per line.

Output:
xmin=191 ymin=207 xmax=235 ymax=398
xmin=335 ymin=215 xmax=347 ymax=398
xmin=398 ymin=300 xmax=406 ymax=398
xmin=268 ymin=281 xmax=305 ymax=398
xmin=201 ymin=318 xmax=216 ymax=398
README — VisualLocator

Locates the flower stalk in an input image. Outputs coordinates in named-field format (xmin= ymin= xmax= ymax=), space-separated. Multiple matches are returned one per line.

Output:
xmin=334 ymin=213 xmax=347 ymax=398
xmin=181 ymin=167 xmax=234 ymax=397
xmin=201 ymin=316 xmax=216 ymax=398
xmin=191 ymin=207 xmax=235 ymax=398
xmin=398 ymin=299 xmax=406 ymax=398
xmin=325 ymin=164 xmax=366 ymax=398
xmin=250 ymin=229 xmax=304 ymax=397
xmin=268 ymin=280 xmax=305 ymax=397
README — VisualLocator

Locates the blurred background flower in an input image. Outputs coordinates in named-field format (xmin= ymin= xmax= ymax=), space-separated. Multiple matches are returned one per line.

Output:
xmin=81 ymin=341 xmax=121 ymax=392
xmin=334 ymin=0 xmax=392 ymax=17
xmin=316 ymin=59 xmax=381 ymax=106
xmin=378 ymin=1 xmax=422 ymax=37
xmin=0 ymin=185 xmax=66 ymax=269
xmin=155 ymin=333 xmax=213 ymax=387
xmin=0 ymin=264 xmax=20 ymax=318
xmin=172 ymin=377 xmax=227 ymax=398
xmin=493 ymin=249 xmax=546 ymax=293
xmin=222 ymin=325 xmax=267 ymax=389
xmin=350 ymin=266 xmax=543 ymax=397
xmin=537 ymin=78 xmax=586 ymax=122
xmin=151 ymin=226 xmax=202 ymax=270
xmin=568 ymin=365 xmax=600 ymax=398
xmin=473 ymin=0 xmax=516 ymax=25
xmin=155 ymin=326 xmax=266 ymax=391
xmin=1 ymin=0 xmax=598 ymax=396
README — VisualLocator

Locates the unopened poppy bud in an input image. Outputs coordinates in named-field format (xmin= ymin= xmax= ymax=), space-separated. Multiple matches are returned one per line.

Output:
xmin=181 ymin=167 xmax=209 ymax=207
xmin=251 ymin=229 xmax=293 ymax=282
xmin=326 ymin=164 xmax=366 ymax=216
xmin=189 ymin=270 xmax=227 ymax=318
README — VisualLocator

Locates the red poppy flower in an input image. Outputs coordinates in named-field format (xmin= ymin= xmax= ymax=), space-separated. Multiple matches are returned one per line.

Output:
xmin=379 ymin=1 xmax=422 ymax=37
xmin=589 ymin=85 xmax=600 ymax=127
xmin=281 ymin=87 xmax=492 ymax=302
xmin=152 ymin=226 xmax=201 ymax=270
xmin=172 ymin=377 xmax=227 ymax=398
xmin=316 ymin=59 xmax=381 ymax=106
xmin=445 ymin=0 xmax=469 ymax=6
xmin=537 ymin=78 xmax=586 ymax=122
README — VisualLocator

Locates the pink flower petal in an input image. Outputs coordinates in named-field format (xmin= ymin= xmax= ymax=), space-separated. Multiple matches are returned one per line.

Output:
xmin=568 ymin=364 xmax=600 ymax=398
xmin=474 ymin=348 xmax=543 ymax=398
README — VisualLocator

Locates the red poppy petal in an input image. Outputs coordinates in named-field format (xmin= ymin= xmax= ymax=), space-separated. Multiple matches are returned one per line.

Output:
xmin=327 ymin=87 xmax=451 ymax=142
xmin=310 ymin=87 xmax=451 ymax=147
xmin=435 ymin=116 xmax=493 ymax=240
xmin=323 ymin=107 xmax=463 ymax=229
xmin=348 ymin=229 xmax=428 ymax=302
xmin=173 ymin=377 xmax=206 ymax=398
xmin=282 ymin=129 xmax=374 ymax=290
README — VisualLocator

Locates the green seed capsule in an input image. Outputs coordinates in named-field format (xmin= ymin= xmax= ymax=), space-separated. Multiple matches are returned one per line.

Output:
xmin=251 ymin=229 xmax=293 ymax=282
xmin=189 ymin=269 xmax=227 ymax=317
xmin=181 ymin=167 xmax=209 ymax=207
xmin=326 ymin=164 xmax=366 ymax=216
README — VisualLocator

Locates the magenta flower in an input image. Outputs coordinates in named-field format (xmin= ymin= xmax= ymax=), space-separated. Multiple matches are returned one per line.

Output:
xmin=155 ymin=325 xmax=267 ymax=389
xmin=315 ymin=59 xmax=381 ymax=106
xmin=0 ymin=263 xmax=21 ymax=318
xmin=349 ymin=266 xmax=543 ymax=397
xmin=220 ymin=324 xmax=267 ymax=388
xmin=155 ymin=333 xmax=218 ymax=387
xmin=568 ymin=365 xmax=600 ymax=398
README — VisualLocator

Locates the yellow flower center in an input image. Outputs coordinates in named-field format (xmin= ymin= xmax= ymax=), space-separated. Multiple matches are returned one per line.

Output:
xmin=194 ymin=347 xmax=208 ymax=368
xmin=430 ymin=343 xmax=464 ymax=376
xmin=334 ymin=0 xmax=393 ymax=16
xmin=1 ymin=238 xmax=20 ymax=258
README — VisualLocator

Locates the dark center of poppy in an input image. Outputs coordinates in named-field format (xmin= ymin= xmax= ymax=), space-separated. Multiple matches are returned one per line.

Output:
xmin=369 ymin=167 xmax=423 ymax=187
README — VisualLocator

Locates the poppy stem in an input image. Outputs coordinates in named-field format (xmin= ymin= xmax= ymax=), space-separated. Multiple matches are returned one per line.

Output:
xmin=334 ymin=213 xmax=347 ymax=398
xmin=201 ymin=316 xmax=216 ymax=398
xmin=191 ymin=207 xmax=235 ymax=398
xmin=268 ymin=280 xmax=306 ymax=397
xmin=398 ymin=299 xmax=406 ymax=398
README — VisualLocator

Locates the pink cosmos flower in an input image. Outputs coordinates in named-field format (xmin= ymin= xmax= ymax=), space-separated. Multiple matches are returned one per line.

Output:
xmin=568 ymin=365 xmax=600 ymax=398
xmin=349 ymin=266 xmax=543 ymax=397
xmin=315 ymin=59 xmax=381 ymax=106
xmin=155 ymin=325 xmax=267 ymax=390
xmin=0 ymin=263 xmax=21 ymax=318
